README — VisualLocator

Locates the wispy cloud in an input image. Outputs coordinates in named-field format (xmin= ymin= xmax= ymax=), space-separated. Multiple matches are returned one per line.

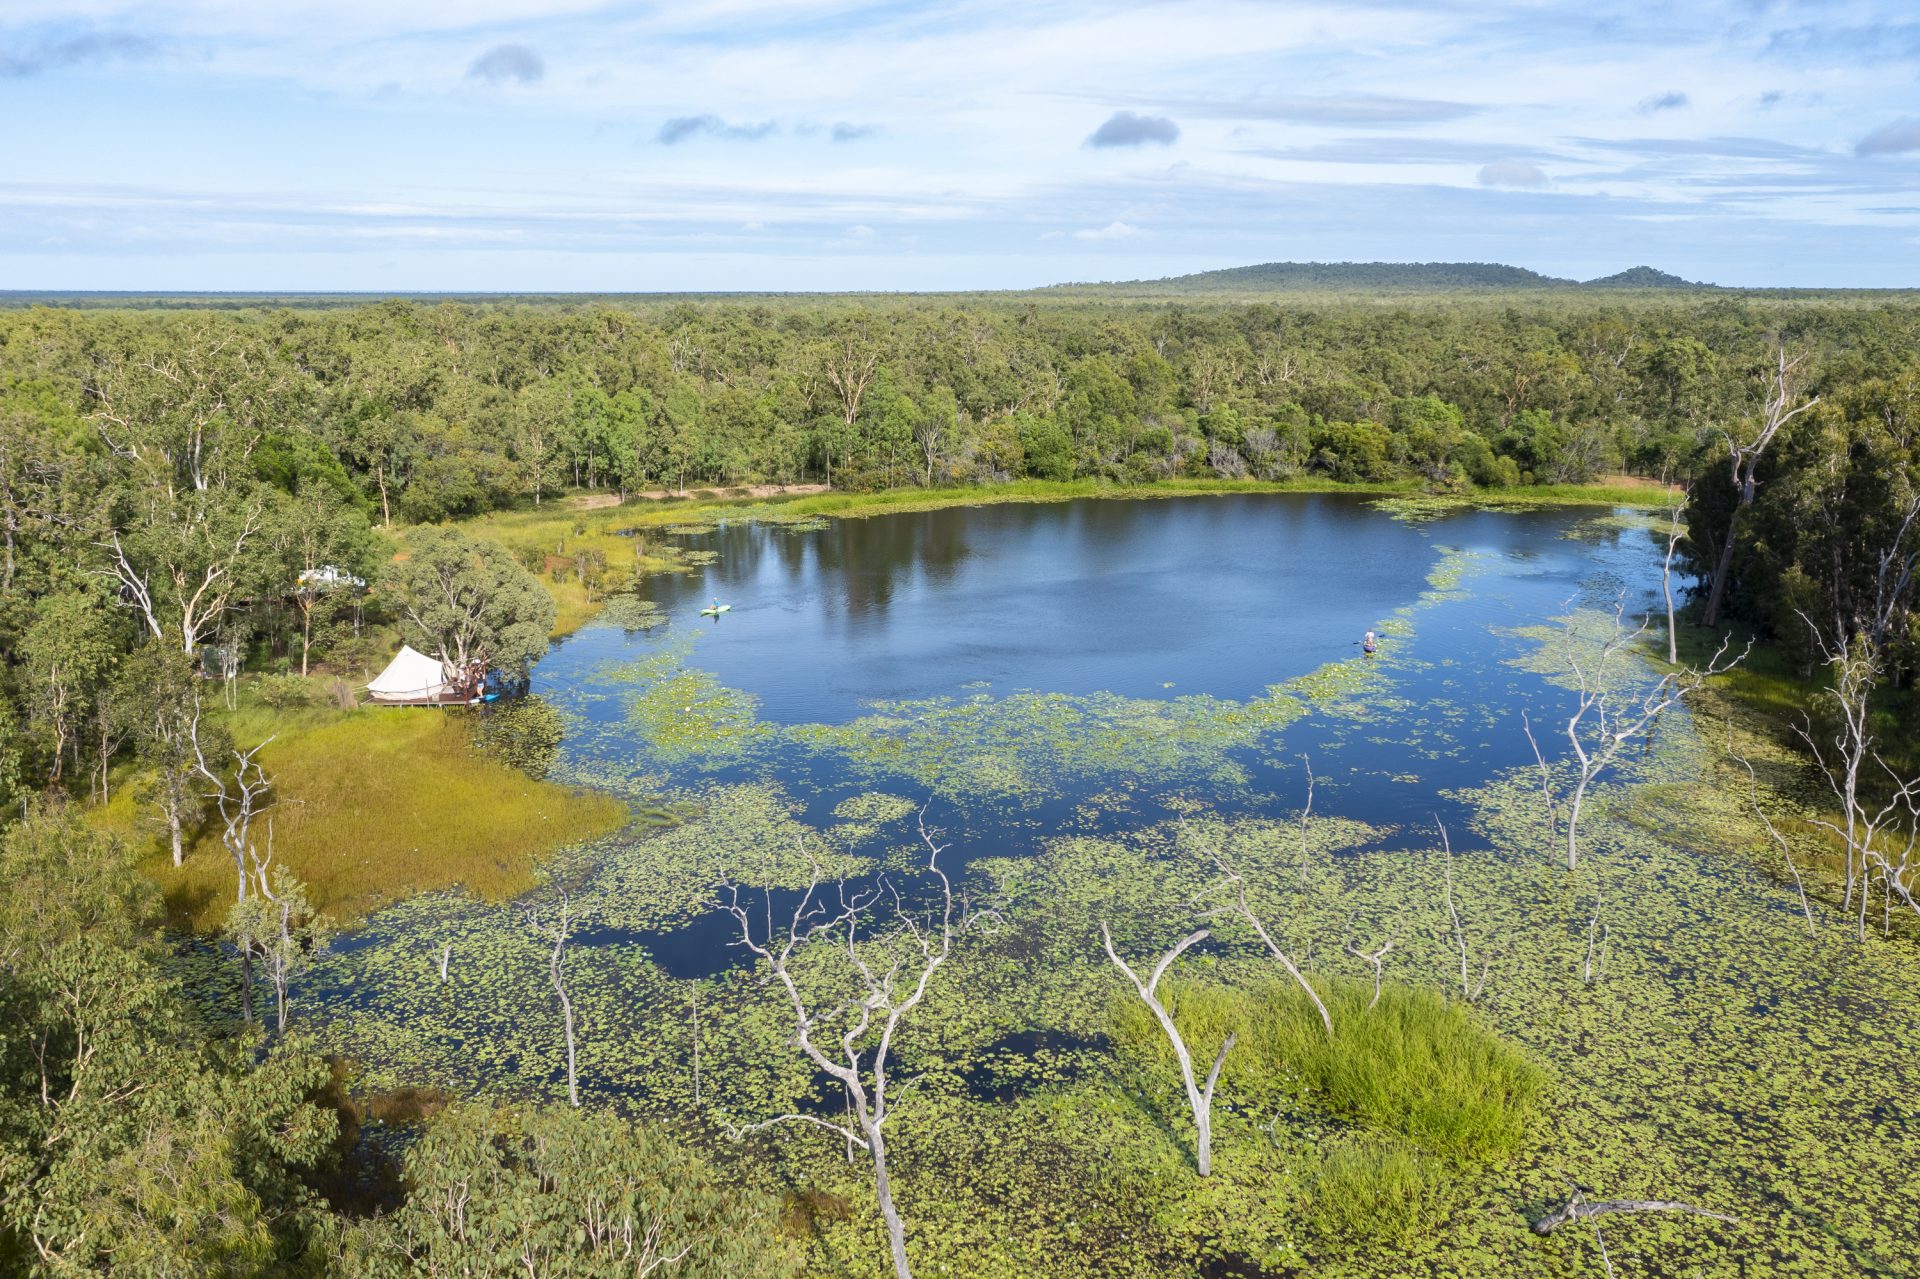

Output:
xmin=1069 ymin=221 xmax=1145 ymax=240
xmin=0 ymin=29 xmax=156 ymax=78
xmin=4 ymin=0 xmax=1919 ymax=289
xmin=1173 ymin=93 xmax=1480 ymax=126
xmin=1857 ymin=117 xmax=1920 ymax=156
xmin=1085 ymin=112 xmax=1179 ymax=148
xmin=1766 ymin=23 xmax=1920 ymax=65
xmin=467 ymin=43 xmax=543 ymax=84
xmin=1478 ymin=160 xmax=1547 ymax=188
xmin=1636 ymin=90 xmax=1689 ymax=114
xmin=1249 ymin=138 xmax=1550 ymax=165
xmin=657 ymin=114 xmax=778 ymax=144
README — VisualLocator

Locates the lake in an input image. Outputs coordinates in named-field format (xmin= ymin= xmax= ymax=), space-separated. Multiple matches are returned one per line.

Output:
xmin=303 ymin=492 xmax=1920 ymax=1278
xmin=534 ymin=492 xmax=1665 ymax=874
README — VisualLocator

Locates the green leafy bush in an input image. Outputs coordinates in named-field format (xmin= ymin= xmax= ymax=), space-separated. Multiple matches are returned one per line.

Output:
xmin=472 ymin=695 xmax=565 ymax=780
xmin=1113 ymin=975 xmax=1543 ymax=1161
xmin=343 ymin=1102 xmax=801 ymax=1278
xmin=254 ymin=672 xmax=320 ymax=708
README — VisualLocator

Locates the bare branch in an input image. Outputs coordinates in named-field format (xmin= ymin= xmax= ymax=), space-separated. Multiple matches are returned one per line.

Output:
xmin=1100 ymin=920 xmax=1232 ymax=1176
xmin=1533 ymin=1185 xmax=1737 ymax=1235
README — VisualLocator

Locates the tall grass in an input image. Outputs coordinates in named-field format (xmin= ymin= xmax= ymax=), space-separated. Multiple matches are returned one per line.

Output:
xmin=1302 ymin=1141 xmax=1441 ymax=1245
xmin=105 ymin=704 xmax=627 ymax=931
xmin=1113 ymin=975 xmax=1544 ymax=1162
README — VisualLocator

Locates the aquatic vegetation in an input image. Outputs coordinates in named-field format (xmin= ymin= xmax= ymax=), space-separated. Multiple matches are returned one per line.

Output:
xmin=275 ymin=497 xmax=1920 ymax=1279
xmin=1115 ymin=976 xmax=1544 ymax=1162
xmin=1372 ymin=488 xmax=1668 ymax=524
xmin=597 ymin=593 xmax=669 ymax=631
xmin=616 ymin=650 xmax=775 ymax=764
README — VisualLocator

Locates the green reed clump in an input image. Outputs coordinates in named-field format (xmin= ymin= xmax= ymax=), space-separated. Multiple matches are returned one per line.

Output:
xmin=1114 ymin=975 xmax=1543 ymax=1162
xmin=1302 ymin=1140 xmax=1441 ymax=1245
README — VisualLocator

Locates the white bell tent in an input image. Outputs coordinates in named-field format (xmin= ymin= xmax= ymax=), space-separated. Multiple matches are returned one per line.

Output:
xmin=366 ymin=645 xmax=456 ymax=705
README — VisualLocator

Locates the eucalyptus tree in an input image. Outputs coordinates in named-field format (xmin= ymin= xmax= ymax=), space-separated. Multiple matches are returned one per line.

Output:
xmin=122 ymin=644 xmax=215 ymax=866
xmin=354 ymin=1103 xmax=799 ymax=1279
xmin=0 ymin=806 xmax=337 ymax=1276
xmin=18 ymin=588 xmax=122 ymax=786
xmin=90 ymin=320 xmax=296 ymax=655
xmin=224 ymin=827 xmax=330 ymax=1037
xmin=270 ymin=484 xmax=375 ymax=675
xmin=380 ymin=525 xmax=556 ymax=681
xmin=1700 ymin=345 xmax=1821 ymax=628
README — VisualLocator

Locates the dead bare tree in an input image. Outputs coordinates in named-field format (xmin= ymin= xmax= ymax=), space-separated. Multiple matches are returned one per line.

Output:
xmin=1701 ymin=344 xmax=1821 ymax=628
xmin=720 ymin=811 xmax=959 ymax=1279
xmin=1660 ymin=480 xmax=1691 ymax=665
xmin=1582 ymin=865 xmax=1609 ymax=987
xmin=1343 ymin=931 xmax=1395 ymax=1011
xmin=1553 ymin=595 xmax=1743 ymax=870
xmin=1521 ymin=710 xmax=1559 ymax=844
xmin=1731 ymin=745 xmax=1817 ymax=939
xmin=1438 ymin=820 xmax=1491 ymax=1002
xmin=1795 ymin=635 xmax=1920 ymax=940
xmin=525 ymin=893 xmax=581 ymax=1108
xmin=689 ymin=981 xmax=703 ymax=1106
xmin=1189 ymin=829 xmax=1333 ymax=1036
xmin=1099 ymin=922 xmax=1235 ymax=1176
xmin=190 ymin=717 xmax=275 ymax=1024
xmin=1294 ymin=754 xmax=1316 ymax=892
xmin=1784 ymin=489 xmax=1920 ymax=939
xmin=190 ymin=717 xmax=275 ymax=904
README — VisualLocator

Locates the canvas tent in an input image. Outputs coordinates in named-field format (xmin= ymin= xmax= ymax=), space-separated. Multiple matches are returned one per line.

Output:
xmin=367 ymin=645 xmax=456 ymax=705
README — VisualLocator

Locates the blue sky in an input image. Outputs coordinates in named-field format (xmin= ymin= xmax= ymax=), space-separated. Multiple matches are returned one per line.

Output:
xmin=2 ymin=0 xmax=1917 ymax=290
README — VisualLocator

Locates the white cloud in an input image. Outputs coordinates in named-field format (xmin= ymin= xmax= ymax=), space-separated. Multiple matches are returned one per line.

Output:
xmin=1477 ymin=160 xmax=1547 ymax=188
xmin=1071 ymin=220 xmax=1145 ymax=240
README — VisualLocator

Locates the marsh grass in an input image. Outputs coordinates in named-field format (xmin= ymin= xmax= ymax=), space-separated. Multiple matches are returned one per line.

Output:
xmin=109 ymin=704 xmax=627 ymax=931
xmin=1115 ymin=976 xmax=1543 ymax=1162
xmin=1302 ymin=1141 xmax=1442 ymax=1245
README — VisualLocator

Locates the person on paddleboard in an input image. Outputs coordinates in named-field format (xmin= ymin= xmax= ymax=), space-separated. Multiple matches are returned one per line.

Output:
xmin=1363 ymin=629 xmax=1377 ymax=655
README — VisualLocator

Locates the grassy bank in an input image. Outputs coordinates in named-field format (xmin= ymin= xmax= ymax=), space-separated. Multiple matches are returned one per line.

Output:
xmin=103 ymin=698 xmax=627 ymax=932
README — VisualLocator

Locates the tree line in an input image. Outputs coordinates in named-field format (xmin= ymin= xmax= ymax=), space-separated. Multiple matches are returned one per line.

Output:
xmin=1 ymin=292 xmax=1916 ymax=809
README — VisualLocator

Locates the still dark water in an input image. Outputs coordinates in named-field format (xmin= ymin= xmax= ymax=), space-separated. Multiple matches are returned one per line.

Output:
xmin=534 ymin=493 xmax=1669 ymax=897
xmin=558 ymin=495 xmax=1446 ymax=719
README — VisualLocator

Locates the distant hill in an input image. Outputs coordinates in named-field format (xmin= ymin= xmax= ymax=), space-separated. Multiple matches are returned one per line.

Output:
xmin=1580 ymin=265 xmax=1706 ymax=289
xmin=1044 ymin=260 xmax=1727 ymax=296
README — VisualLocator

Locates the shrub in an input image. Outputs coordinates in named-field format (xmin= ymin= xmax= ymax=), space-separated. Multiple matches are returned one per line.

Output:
xmin=347 ymin=1102 xmax=801 ymax=1278
xmin=473 ymin=695 xmax=565 ymax=780
xmin=254 ymin=673 xmax=319 ymax=709
xmin=1113 ymin=975 xmax=1543 ymax=1162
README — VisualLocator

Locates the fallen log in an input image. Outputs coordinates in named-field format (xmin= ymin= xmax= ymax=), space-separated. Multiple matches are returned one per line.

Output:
xmin=1533 ymin=1187 xmax=1736 ymax=1236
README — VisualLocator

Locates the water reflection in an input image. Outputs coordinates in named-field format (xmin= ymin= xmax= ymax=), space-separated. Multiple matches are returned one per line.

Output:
xmin=563 ymin=494 xmax=1465 ymax=724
